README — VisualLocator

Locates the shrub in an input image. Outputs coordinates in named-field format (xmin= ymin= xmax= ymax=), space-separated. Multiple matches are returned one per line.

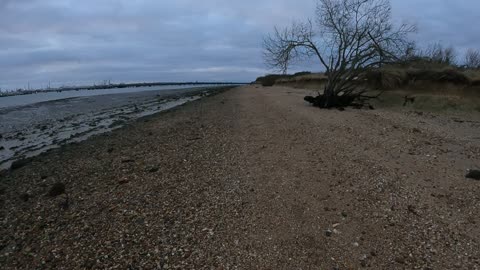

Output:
xmin=408 ymin=69 xmax=470 ymax=85
xmin=365 ymin=69 xmax=409 ymax=89
xmin=255 ymin=74 xmax=292 ymax=87
xmin=293 ymin=71 xmax=312 ymax=76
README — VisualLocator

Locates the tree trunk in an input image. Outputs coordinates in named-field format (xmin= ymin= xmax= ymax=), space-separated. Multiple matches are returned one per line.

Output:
xmin=322 ymin=85 xmax=336 ymax=108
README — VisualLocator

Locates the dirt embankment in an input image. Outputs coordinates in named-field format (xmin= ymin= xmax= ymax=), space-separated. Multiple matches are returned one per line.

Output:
xmin=1 ymin=85 xmax=480 ymax=269
xmin=258 ymin=69 xmax=480 ymax=113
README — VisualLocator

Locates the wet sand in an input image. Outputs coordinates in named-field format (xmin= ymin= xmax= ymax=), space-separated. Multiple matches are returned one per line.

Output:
xmin=0 ymin=86 xmax=229 ymax=170
xmin=1 ymin=85 xmax=480 ymax=269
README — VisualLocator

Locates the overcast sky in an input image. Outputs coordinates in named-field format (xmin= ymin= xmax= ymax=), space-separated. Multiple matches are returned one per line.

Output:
xmin=0 ymin=0 xmax=478 ymax=90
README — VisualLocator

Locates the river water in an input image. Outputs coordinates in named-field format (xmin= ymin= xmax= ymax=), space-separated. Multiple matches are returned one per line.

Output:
xmin=0 ymin=85 xmax=222 ymax=109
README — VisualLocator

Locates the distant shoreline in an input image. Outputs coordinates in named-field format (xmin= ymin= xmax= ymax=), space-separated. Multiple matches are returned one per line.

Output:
xmin=0 ymin=81 xmax=246 ymax=97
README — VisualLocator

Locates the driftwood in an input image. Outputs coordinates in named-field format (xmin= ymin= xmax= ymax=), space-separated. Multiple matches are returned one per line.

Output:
xmin=304 ymin=95 xmax=375 ymax=110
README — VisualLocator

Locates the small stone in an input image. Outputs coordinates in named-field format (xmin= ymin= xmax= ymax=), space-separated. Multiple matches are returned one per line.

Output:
xmin=407 ymin=205 xmax=418 ymax=215
xmin=466 ymin=170 xmax=480 ymax=180
xmin=19 ymin=193 xmax=31 ymax=202
xmin=148 ymin=167 xmax=160 ymax=173
xmin=325 ymin=229 xmax=333 ymax=237
xmin=118 ymin=179 xmax=129 ymax=185
xmin=48 ymin=182 xmax=65 ymax=197
xmin=59 ymin=197 xmax=69 ymax=210
xmin=359 ymin=254 xmax=368 ymax=267
xmin=341 ymin=211 xmax=348 ymax=217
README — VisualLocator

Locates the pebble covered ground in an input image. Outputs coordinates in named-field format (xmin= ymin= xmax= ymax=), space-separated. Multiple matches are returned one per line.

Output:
xmin=0 ymin=87 xmax=220 ymax=170
xmin=1 ymin=85 xmax=479 ymax=269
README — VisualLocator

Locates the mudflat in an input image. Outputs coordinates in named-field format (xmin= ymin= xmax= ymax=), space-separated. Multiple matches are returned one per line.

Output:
xmin=0 ymin=86 xmax=228 ymax=170
xmin=1 ymin=85 xmax=479 ymax=269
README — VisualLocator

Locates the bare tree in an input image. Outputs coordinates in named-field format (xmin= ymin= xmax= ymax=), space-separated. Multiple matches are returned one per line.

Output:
xmin=403 ymin=42 xmax=417 ymax=61
xmin=422 ymin=43 xmax=457 ymax=65
xmin=465 ymin=48 xmax=480 ymax=69
xmin=424 ymin=43 xmax=444 ymax=63
xmin=263 ymin=0 xmax=415 ymax=108
xmin=443 ymin=46 xmax=457 ymax=66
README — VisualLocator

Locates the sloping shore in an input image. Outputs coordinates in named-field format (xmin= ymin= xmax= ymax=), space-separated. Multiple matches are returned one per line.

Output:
xmin=1 ymin=85 xmax=480 ymax=269
xmin=0 ymin=86 xmax=230 ymax=171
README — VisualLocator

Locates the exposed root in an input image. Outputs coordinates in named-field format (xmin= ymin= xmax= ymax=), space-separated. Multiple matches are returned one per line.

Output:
xmin=304 ymin=94 xmax=375 ymax=110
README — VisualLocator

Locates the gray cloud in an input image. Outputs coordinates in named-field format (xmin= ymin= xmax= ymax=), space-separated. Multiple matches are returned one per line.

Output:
xmin=0 ymin=0 xmax=478 ymax=90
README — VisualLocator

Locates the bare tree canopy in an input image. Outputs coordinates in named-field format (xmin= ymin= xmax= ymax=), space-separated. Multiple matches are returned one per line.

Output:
xmin=421 ymin=43 xmax=457 ymax=65
xmin=263 ymin=0 xmax=415 ymax=108
xmin=443 ymin=46 xmax=457 ymax=66
xmin=464 ymin=48 xmax=480 ymax=69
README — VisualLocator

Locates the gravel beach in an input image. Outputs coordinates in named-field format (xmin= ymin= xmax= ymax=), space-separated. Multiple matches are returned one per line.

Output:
xmin=0 ymin=86 xmax=228 ymax=170
xmin=1 ymin=85 xmax=480 ymax=269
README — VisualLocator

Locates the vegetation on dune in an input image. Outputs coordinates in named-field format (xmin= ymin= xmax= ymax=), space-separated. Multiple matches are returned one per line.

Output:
xmin=261 ymin=0 xmax=480 ymax=109
xmin=464 ymin=49 xmax=480 ymax=69
xmin=364 ymin=65 xmax=472 ymax=89
xmin=255 ymin=60 xmax=480 ymax=112
xmin=256 ymin=64 xmax=480 ymax=91
xmin=255 ymin=72 xmax=314 ymax=86
xmin=255 ymin=74 xmax=292 ymax=87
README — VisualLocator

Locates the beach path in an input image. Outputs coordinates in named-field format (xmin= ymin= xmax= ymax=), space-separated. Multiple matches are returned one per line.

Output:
xmin=1 ymin=85 xmax=480 ymax=269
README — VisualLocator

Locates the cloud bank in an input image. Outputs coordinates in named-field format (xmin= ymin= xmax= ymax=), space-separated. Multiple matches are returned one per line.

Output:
xmin=0 ymin=0 xmax=478 ymax=89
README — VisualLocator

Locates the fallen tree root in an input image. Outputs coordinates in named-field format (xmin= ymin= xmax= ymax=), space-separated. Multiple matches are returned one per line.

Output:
xmin=304 ymin=95 xmax=375 ymax=110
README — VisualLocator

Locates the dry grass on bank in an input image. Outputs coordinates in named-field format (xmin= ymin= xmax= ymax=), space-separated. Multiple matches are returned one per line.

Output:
xmin=255 ymin=65 xmax=480 ymax=113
